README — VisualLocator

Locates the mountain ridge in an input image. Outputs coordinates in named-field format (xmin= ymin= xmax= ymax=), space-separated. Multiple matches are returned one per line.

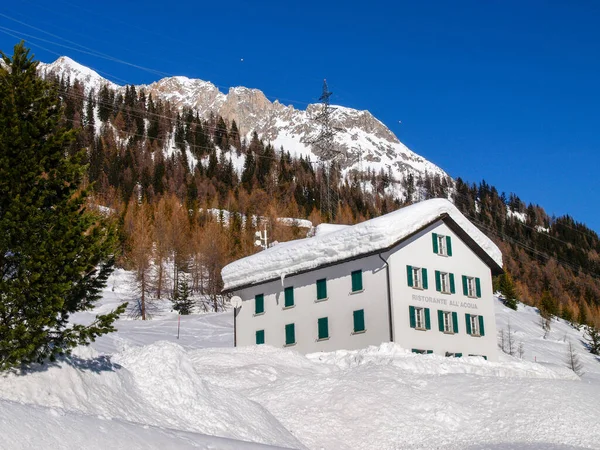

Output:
xmin=39 ymin=56 xmax=448 ymax=182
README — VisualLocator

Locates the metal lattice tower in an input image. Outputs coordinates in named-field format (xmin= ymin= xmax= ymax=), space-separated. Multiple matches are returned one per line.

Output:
xmin=312 ymin=79 xmax=341 ymax=221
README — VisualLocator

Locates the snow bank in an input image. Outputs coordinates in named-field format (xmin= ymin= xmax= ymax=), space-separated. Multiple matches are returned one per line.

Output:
xmin=307 ymin=342 xmax=579 ymax=380
xmin=222 ymin=198 xmax=502 ymax=290
xmin=0 ymin=343 xmax=302 ymax=449
xmin=112 ymin=341 xmax=303 ymax=447
xmin=0 ymin=399 xmax=286 ymax=450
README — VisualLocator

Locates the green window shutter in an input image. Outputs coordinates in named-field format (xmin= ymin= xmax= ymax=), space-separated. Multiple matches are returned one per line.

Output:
xmin=351 ymin=270 xmax=363 ymax=292
xmin=422 ymin=268 xmax=428 ymax=289
xmin=449 ymin=273 xmax=456 ymax=294
xmin=455 ymin=353 xmax=462 ymax=358
xmin=462 ymin=275 xmax=468 ymax=296
xmin=475 ymin=278 xmax=482 ymax=298
xmin=409 ymin=306 xmax=416 ymax=328
xmin=466 ymin=313 xmax=472 ymax=335
xmin=452 ymin=312 xmax=459 ymax=333
xmin=255 ymin=294 xmax=264 ymax=314
xmin=426 ymin=350 xmax=433 ymax=354
xmin=425 ymin=308 xmax=431 ymax=330
xmin=446 ymin=236 xmax=453 ymax=256
xmin=432 ymin=233 xmax=439 ymax=254
xmin=479 ymin=316 xmax=485 ymax=336
xmin=438 ymin=310 xmax=444 ymax=332
xmin=406 ymin=265 xmax=413 ymax=287
xmin=285 ymin=323 xmax=295 ymax=345
xmin=435 ymin=271 xmax=441 ymax=292
xmin=255 ymin=330 xmax=265 ymax=345
xmin=411 ymin=349 xmax=420 ymax=354
xmin=284 ymin=286 xmax=294 ymax=308
xmin=316 ymin=278 xmax=327 ymax=300
xmin=353 ymin=309 xmax=365 ymax=332
xmin=318 ymin=317 xmax=329 ymax=339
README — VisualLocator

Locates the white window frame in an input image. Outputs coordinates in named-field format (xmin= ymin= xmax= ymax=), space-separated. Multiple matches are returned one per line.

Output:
xmin=437 ymin=234 xmax=447 ymax=256
xmin=443 ymin=311 xmax=453 ymax=333
xmin=414 ymin=307 xmax=425 ymax=330
xmin=466 ymin=276 xmax=476 ymax=298
xmin=440 ymin=272 xmax=450 ymax=294
xmin=412 ymin=267 xmax=423 ymax=289
xmin=470 ymin=315 xmax=480 ymax=336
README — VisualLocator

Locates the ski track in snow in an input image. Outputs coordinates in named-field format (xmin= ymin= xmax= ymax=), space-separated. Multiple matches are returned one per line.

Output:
xmin=0 ymin=268 xmax=599 ymax=449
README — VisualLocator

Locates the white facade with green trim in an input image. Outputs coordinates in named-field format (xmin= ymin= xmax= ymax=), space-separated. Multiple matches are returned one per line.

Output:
xmin=223 ymin=199 xmax=502 ymax=361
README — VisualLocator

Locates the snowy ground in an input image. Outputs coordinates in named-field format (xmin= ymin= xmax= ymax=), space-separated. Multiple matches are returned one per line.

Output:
xmin=1 ymin=269 xmax=599 ymax=449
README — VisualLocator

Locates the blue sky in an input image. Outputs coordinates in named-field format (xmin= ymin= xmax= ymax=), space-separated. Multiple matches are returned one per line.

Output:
xmin=1 ymin=1 xmax=600 ymax=232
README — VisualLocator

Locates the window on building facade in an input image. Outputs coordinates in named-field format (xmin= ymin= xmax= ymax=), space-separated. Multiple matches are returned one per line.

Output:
xmin=412 ymin=349 xmax=433 ymax=354
xmin=316 ymin=278 xmax=327 ymax=300
xmin=438 ymin=310 xmax=458 ymax=334
xmin=353 ymin=309 xmax=365 ymax=333
xmin=318 ymin=317 xmax=329 ymax=340
xmin=255 ymin=294 xmax=264 ymax=315
xmin=406 ymin=265 xmax=428 ymax=289
xmin=466 ymin=314 xmax=485 ymax=337
xmin=284 ymin=286 xmax=294 ymax=308
xmin=435 ymin=271 xmax=455 ymax=294
xmin=351 ymin=270 xmax=363 ymax=292
xmin=255 ymin=330 xmax=265 ymax=345
xmin=409 ymin=306 xmax=431 ymax=330
xmin=285 ymin=323 xmax=296 ymax=346
xmin=462 ymin=275 xmax=482 ymax=298
xmin=445 ymin=352 xmax=462 ymax=357
xmin=432 ymin=233 xmax=453 ymax=256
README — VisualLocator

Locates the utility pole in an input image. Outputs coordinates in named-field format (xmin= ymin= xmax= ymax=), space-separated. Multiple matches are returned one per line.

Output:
xmin=311 ymin=79 xmax=341 ymax=222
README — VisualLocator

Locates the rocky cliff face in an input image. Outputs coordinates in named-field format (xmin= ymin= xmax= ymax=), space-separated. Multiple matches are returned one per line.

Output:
xmin=39 ymin=57 xmax=447 ymax=179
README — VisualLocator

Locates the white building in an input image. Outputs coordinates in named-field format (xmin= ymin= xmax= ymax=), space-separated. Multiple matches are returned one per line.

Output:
xmin=221 ymin=199 xmax=503 ymax=361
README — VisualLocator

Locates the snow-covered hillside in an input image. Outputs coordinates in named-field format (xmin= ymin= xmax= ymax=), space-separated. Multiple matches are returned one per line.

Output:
xmin=38 ymin=57 xmax=448 ymax=184
xmin=1 ymin=270 xmax=599 ymax=449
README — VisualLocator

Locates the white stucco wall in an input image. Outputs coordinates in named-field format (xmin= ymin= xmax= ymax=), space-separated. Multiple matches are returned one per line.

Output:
xmin=385 ymin=220 xmax=499 ymax=361
xmin=233 ymin=254 xmax=391 ymax=354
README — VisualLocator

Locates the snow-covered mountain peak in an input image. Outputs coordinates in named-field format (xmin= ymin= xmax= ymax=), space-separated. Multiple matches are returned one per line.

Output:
xmin=142 ymin=76 xmax=225 ymax=115
xmin=38 ymin=57 xmax=117 ymax=93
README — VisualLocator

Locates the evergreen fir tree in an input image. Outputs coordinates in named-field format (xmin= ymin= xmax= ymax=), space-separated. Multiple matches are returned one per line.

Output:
xmin=498 ymin=272 xmax=518 ymax=310
xmin=98 ymin=84 xmax=112 ymax=123
xmin=585 ymin=327 xmax=600 ymax=355
xmin=172 ymin=277 xmax=194 ymax=315
xmin=0 ymin=43 xmax=126 ymax=370
xmin=241 ymin=149 xmax=256 ymax=192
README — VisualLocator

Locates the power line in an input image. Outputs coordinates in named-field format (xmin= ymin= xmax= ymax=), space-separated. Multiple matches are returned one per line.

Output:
xmin=0 ymin=25 xmax=171 ymax=78
xmin=0 ymin=16 xmax=315 ymax=108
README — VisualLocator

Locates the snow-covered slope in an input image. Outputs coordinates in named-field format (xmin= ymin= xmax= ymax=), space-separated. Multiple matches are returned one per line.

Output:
xmin=1 ymin=269 xmax=599 ymax=449
xmin=0 ymin=399 xmax=287 ymax=450
xmin=38 ymin=56 xmax=448 ymax=182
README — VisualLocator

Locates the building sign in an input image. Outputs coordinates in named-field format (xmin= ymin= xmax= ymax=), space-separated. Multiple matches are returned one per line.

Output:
xmin=412 ymin=294 xmax=478 ymax=310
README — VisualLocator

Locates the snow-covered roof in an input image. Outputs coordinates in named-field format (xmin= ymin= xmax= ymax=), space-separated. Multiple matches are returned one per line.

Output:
xmin=222 ymin=199 xmax=502 ymax=291
xmin=314 ymin=223 xmax=351 ymax=237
